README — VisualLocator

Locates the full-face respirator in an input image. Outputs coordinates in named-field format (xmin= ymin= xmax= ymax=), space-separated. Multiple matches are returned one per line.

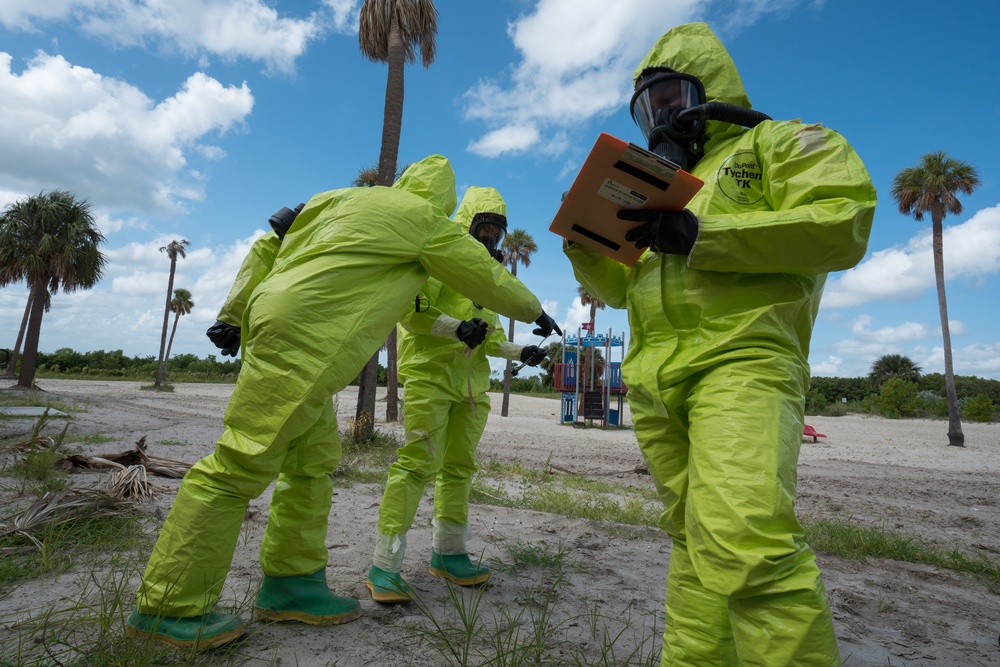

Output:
xmin=630 ymin=69 xmax=773 ymax=170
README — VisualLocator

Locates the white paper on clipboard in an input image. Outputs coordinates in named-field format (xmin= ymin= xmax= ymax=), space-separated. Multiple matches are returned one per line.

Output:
xmin=549 ymin=133 xmax=703 ymax=266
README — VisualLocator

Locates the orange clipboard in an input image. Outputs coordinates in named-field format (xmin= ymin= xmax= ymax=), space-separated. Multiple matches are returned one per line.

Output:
xmin=549 ymin=133 xmax=703 ymax=266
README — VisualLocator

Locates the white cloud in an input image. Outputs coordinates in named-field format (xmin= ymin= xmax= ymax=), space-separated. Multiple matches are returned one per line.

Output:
xmin=0 ymin=51 xmax=253 ymax=215
xmin=0 ymin=0 xmax=339 ymax=74
xmin=850 ymin=315 xmax=929 ymax=344
xmin=823 ymin=204 xmax=1000 ymax=308
xmin=0 ymin=231 xmax=265 ymax=358
xmin=460 ymin=0 xmax=812 ymax=157
xmin=467 ymin=125 xmax=541 ymax=158
xmin=810 ymin=355 xmax=843 ymax=375
xmin=461 ymin=0 xmax=703 ymax=157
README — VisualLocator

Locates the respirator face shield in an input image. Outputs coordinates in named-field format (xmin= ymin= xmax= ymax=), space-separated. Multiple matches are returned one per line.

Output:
xmin=469 ymin=212 xmax=507 ymax=261
xmin=629 ymin=70 xmax=707 ymax=145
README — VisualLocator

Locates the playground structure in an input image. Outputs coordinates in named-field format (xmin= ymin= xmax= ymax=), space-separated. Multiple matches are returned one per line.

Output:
xmin=553 ymin=328 xmax=627 ymax=427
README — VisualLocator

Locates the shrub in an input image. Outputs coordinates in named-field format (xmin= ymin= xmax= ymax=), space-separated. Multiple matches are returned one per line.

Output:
xmin=962 ymin=394 xmax=995 ymax=423
xmin=873 ymin=378 xmax=921 ymax=419
xmin=805 ymin=389 xmax=827 ymax=415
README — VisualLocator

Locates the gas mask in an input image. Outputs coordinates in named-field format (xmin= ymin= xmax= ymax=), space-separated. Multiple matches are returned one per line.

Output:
xmin=269 ymin=203 xmax=305 ymax=240
xmin=469 ymin=212 xmax=507 ymax=263
xmin=630 ymin=70 xmax=707 ymax=170
xmin=630 ymin=69 xmax=773 ymax=171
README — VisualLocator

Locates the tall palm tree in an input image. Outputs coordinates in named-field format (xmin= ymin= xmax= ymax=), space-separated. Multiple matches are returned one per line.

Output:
xmin=163 ymin=288 xmax=195 ymax=369
xmin=154 ymin=239 xmax=190 ymax=388
xmin=2 ymin=298 xmax=31 ymax=378
xmin=868 ymin=354 xmax=921 ymax=391
xmin=891 ymin=150 xmax=980 ymax=447
xmin=499 ymin=228 xmax=537 ymax=417
xmin=577 ymin=285 xmax=606 ymax=333
xmin=0 ymin=190 xmax=107 ymax=388
xmin=356 ymin=0 xmax=439 ymax=428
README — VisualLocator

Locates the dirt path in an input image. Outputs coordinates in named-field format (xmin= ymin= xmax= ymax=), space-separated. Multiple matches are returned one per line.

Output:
xmin=2 ymin=379 xmax=999 ymax=665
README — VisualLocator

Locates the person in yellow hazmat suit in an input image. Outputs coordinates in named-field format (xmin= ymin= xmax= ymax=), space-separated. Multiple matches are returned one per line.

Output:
xmin=203 ymin=204 xmax=304 ymax=359
xmin=366 ymin=186 xmax=549 ymax=602
xmin=127 ymin=154 xmax=562 ymax=651
xmin=563 ymin=23 xmax=876 ymax=667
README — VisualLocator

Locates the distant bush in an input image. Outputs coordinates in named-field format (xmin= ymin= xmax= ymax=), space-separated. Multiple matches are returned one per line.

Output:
xmin=820 ymin=402 xmax=848 ymax=417
xmin=873 ymin=379 xmax=921 ymax=419
xmin=962 ymin=394 xmax=995 ymax=423
xmin=805 ymin=389 xmax=827 ymax=415
xmin=916 ymin=390 xmax=949 ymax=419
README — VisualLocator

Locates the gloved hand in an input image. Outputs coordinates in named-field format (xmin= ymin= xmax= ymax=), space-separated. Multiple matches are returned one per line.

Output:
xmin=519 ymin=345 xmax=547 ymax=367
xmin=619 ymin=208 xmax=699 ymax=255
xmin=455 ymin=318 xmax=488 ymax=349
xmin=532 ymin=311 xmax=563 ymax=338
xmin=206 ymin=320 xmax=241 ymax=357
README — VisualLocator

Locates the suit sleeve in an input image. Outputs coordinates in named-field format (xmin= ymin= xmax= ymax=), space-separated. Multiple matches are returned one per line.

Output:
xmin=418 ymin=220 xmax=542 ymax=325
xmin=690 ymin=122 xmax=876 ymax=275
xmin=217 ymin=233 xmax=281 ymax=326
xmin=563 ymin=240 xmax=632 ymax=310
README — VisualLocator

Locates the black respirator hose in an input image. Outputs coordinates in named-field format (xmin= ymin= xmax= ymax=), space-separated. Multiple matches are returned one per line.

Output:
xmin=677 ymin=102 xmax=772 ymax=130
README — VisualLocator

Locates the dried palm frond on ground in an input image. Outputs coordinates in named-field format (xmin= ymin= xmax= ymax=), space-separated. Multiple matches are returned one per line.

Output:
xmin=9 ymin=413 xmax=69 ymax=452
xmin=0 ymin=488 xmax=134 ymax=549
xmin=103 ymin=465 xmax=161 ymax=501
xmin=57 ymin=435 xmax=191 ymax=479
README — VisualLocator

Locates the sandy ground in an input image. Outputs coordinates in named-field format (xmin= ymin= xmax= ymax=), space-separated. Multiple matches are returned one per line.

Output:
xmin=1 ymin=378 xmax=999 ymax=666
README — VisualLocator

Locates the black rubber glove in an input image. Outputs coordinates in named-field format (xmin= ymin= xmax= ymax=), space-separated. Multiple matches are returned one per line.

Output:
xmin=619 ymin=208 xmax=699 ymax=255
xmin=206 ymin=320 xmax=241 ymax=357
xmin=519 ymin=345 xmax=547 ymax=367
xmin=456 ymin=318 xmax=488 ymax=349
xmin=532 ymin=311 xmax=562 ymax=338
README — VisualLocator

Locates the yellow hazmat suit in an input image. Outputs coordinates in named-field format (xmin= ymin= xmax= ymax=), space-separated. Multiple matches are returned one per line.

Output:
xmin=135 ymin=155 xmax=544 ymax=624
xmin=371 ymin=187 xmax=527 ymax=593
xmin=216 ymin=232 xmax=281 ymax=330
xmin=564 ymin=23 xmax=875 ymax=667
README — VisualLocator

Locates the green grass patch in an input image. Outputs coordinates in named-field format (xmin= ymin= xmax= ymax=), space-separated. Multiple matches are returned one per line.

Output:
xmin=0 ymin=512 xmax=152 ymax=593
xmin=66 ymin=433 xmax=118 ymax=445
xmin=332 ymin=423 xmax=400 ymax=486
xmin=805 ymin=519 xmax=1000 ymax=589
xmin=471 ymin=458 xmax=661 ymax=533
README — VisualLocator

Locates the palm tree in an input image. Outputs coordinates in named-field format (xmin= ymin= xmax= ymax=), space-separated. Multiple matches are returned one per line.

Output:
xmin=154 ymin=239 xmax=190 ymax=388
xmin=891 ymin=151 xmax=980 ymax=447
xmin=356 ymin=0 xmax=439 ymax=428
xmin=499 ymin=228 xmax=538 ymax=417
xmin=577 ymin=285 xmax=606 ymax=333
xmin=163 ymin=288 xmax=195 ymax=371
xmin=2 ymin=298 xmax=31 ymax=378
xmin=868 ymin=354 xmax=921 ymax=391
xmin=0 ymin=190 xmax=107 ymax=388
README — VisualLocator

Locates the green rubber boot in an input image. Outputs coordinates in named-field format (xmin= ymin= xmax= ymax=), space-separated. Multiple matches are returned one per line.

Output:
xmin=254 ymin=569 xmax=361 ymax=625
xmin=429 ymin=551 xmax=492 ymax=586
xmin=366 ymin=565 xmax=413 ymax=603
xmin=126 ymin=607 xmax=245 ymax=651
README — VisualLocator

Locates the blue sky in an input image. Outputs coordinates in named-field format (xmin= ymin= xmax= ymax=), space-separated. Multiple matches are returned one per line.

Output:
xmin=2 ymin=0 xmax=999 ymax=381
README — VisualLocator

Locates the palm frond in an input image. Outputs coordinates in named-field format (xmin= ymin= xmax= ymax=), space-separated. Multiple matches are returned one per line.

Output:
xmin=0 ymin=489 xmax=132 ymax=540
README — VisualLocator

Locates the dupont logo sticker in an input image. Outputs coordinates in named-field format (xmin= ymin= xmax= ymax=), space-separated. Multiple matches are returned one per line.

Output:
xmin=717 ymin=151 xmax=764 ymax=205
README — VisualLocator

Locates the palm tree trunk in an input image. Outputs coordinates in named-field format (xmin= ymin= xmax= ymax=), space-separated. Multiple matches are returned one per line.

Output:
xmin=155 ymin=259 xmax=177 ymax=387
xmin=932 ymin=213 xmax=964 ymax=447
xmin=500 ymin=263 xmax=518 ymax=417
xmin=357 ymin=11 xmax=406 ymax=431
xmin=165 ymin=311 xmax=180 ymax=373
xmin=4 ymin=296 xmax=31 ymax=377
xmin=17 ymin=281 xmax=48 ymax=389
xmin=356 ymin=354 xmax=379 ymax=430
xmin=386 ymin=327 xmax=399 ymax=422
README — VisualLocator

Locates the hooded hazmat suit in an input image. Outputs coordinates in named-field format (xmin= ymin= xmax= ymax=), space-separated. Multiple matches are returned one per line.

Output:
xmin=564 ymin=23 xmax=875 ymax=667
xmin=372 ymin=186 xmax=529 ymax=579
xmin=135 ymin=155 xmax=545 ymax=621
xmin=216 ymin=232 xmax=281 ymax=330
